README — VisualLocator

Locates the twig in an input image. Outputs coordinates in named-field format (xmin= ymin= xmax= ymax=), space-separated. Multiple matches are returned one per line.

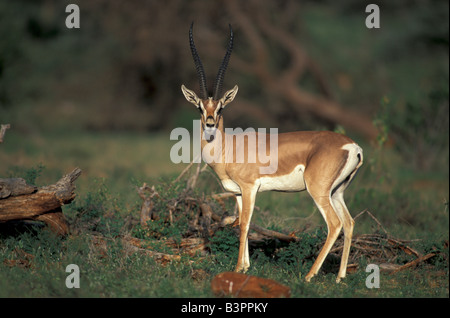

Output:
xmin=390 ymin=253 xmax=436 ymax=275
xmin=172 ymin=155 xmax=201 ymax=185
xmin=137 ymin=183 xmax=160 ymax=225
xmin=354 ymin=209 xmax=388 ymax=235
xmin=187 ymin=162 xmax=201 ymax=190
xmin=210 ymin=192 xmax=236 ymax=201
xmin=387 ymin=238 xmax=421 ymax=258
xmin=0 ymin=124 xmax=10 ymax=143
xmin=250 ymin=222 xmax=300 ymax=242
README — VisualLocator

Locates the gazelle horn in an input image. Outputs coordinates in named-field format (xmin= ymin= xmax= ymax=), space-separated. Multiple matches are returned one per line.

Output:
xmin=213 ymin=24 xmax=234 ymax=101
xmin=189 ymin=22 xmax=208 ymax=100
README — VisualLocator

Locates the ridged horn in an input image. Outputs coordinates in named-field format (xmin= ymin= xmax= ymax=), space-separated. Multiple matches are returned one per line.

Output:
xmin=189 ymin=22 xmax=208 ymax=100
xmin=213 ymin=24 xmax=234 ymax=101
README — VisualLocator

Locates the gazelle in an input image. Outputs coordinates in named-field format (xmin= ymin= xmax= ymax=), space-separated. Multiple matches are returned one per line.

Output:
xmin=181 ymin=23 xmax=363 ymax=282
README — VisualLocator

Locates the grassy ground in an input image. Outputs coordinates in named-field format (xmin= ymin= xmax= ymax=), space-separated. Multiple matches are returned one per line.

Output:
xmin=0 ymin=130 xmax=448 ymax=298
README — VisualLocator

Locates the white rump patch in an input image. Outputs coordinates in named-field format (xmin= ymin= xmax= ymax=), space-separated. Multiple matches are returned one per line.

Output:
xmin=331 ymin=143 xmax=363 ymax=192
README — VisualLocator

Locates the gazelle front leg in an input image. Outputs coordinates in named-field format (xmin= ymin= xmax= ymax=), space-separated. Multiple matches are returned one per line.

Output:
xmin=234 ymin=186 xmax=258 ymax=273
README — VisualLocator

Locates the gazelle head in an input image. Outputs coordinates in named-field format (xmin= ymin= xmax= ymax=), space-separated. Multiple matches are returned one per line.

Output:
xmin=181 ymin=22 xmax=238 ymax=139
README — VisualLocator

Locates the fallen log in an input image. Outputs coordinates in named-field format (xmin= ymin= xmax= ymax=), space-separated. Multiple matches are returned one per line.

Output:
xmin=0 ymin=168 xmax=82 ymax=236
xmin=0 ymin=178 xmax=37 ymax=199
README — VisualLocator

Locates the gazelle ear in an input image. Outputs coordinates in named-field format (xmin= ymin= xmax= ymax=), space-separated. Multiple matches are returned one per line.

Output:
xmin=181 ymin=85 xmax=201 ymax=107
xmin=220 ymin=85 xmax=238 ymax=108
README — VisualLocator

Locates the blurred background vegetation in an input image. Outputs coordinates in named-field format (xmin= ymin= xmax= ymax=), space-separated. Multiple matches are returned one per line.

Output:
xmin=0 ymin=0 xmax=448 ymax=176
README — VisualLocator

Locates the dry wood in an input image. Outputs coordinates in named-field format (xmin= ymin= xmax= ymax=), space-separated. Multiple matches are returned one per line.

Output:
xmin=162 ymin=237 xmax=209 ymax=256
xmin=222 ymin=1 xmax=378 ymax=140
xmin=137 ymin=183 xmax=160 ymax=226
xmin=250 ymin=222 xmax=299 ymax=242
xmin=354 ymin=209 xmax=389 ymax=235
xmin=0 ymin=178 xmax=37 ymax=199
xmin=0 ymin=168 xmax=81 ymax=235
xmin=171 ymin=154 xmax=201 ymax=185
xmin=90 ymin=235 xmax=183 ymax=265
xmin=0 ymin=124 xmax=10 ymax=143
xmin=199 ymin=202 xmax=212 ymax=238
xmin=390 ymin=253 xmax=436 ymax=275
xmin=387 ymin=238 xmax=421 ymax=258
xmin=210 ymin=192 xmax=235 ymax=201
xmin=35 ymin=210 xmax=70 ymax=236
xmin=134 ymin=160 xmax=440 ymax=276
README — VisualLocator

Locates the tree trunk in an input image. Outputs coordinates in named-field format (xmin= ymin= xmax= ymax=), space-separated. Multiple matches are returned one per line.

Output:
xmin=0 ymin=168 xmax=82 ymax=236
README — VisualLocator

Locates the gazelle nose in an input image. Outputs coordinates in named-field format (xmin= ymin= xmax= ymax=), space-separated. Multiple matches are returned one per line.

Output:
xmin=206 ymin=116 xmax=215 ymax=128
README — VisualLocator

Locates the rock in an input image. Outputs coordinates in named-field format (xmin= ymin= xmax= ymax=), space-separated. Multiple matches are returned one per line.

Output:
xmin=211 ymin=272 xmax=290 ymax=298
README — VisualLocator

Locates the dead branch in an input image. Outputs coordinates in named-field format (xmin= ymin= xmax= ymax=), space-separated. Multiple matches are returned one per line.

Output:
xmin=390 ymin=253 xmax=436 ymax=275
xmin=387 ymin=238 xmax=421 ymax=258
xmin=171 ymin=154 xmax=202 ymax=185
xmin=0 ymin=178 xmax=37 ymax=199
xmin=210 ymin=192 xmax=235 ymax=201
xmin=0 ymin=168 xmax=82 ymax=235
xmin=90 ymin=235 xmax=185 ymax=265
xmin=0 ymin=124 xmax=10 ymax=143
xmin=135 ymin=158 xmax=438 ymax=275
xmin=354 ymin=209 xmax=389 ymax=235
xmin=137 ymin=183 xmax=160 ymax=226
xmin=223 ymin=0 xmax=377 ymax=140
xmin=250 ymin=222 xmax=299 ymax=242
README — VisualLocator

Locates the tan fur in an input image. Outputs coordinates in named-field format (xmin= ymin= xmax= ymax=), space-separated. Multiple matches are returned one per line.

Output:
xmin=181 ymin=85 xmax=363 ymax=282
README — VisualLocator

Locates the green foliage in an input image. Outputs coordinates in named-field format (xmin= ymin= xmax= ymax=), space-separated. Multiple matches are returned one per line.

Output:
xmin=7 ymin=163 xmax=45 ymax=185
xmin=375 ymin=85 xmax=449 ymax=171
xmin=390 ymin=90 xmax=448 ymax=170
xmin=210 ymin=227 xmax=239 ymax=257
xmin=275 ymin=228 xmax=327 ymax=276
xmin=65 ymin=179 xmax=126 ymax=237
xmin=417 ymin=237 xmax=449 ymax=271
xmin=132 ymin=217 xmax=189 ymax=244
xmin=373 ymin=96 xmax=390 ymax=149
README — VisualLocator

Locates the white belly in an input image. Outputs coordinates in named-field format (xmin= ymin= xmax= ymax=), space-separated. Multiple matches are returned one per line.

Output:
xmin=220 ymin=164 xmax=306 ymax=194
xmin=257 ymin=164 xmax=306 ymax=192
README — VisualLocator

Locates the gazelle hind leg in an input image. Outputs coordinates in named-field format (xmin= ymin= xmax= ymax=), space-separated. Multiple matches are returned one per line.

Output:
xmin=305 ymin=194 xmax=342 ymax=282
xmin=332 ymin=147 xmax=363 ymax=281
xmin=331 ymin=190 xmax=354 ymax=282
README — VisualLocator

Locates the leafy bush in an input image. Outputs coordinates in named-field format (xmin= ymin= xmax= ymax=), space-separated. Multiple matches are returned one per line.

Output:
xmin=275 ymin=228 xmax=327 ymax=276
xmin=381 ymin=88 xmax=449 ymax=171
xmin=209 ymin=226 xmax=239 ymax=266
xmin=66 ymin=179 xmax=126 ymax=236
xmin=7 ymin=163 xmax=45 ymax=185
